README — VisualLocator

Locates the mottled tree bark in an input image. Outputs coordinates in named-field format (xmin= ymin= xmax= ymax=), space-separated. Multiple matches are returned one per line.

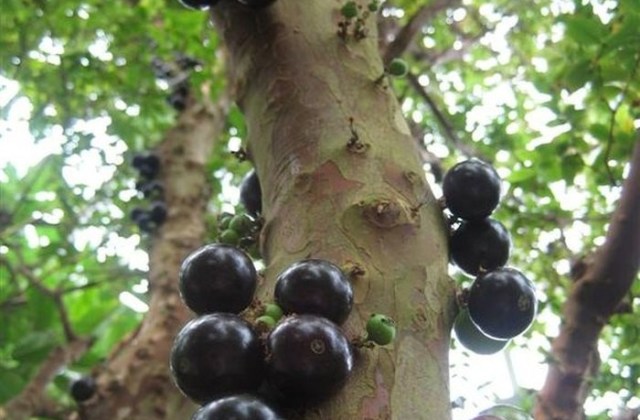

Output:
xmin=81 ymin=97 xmax=229 ymax=420
xmin=212 ymin=1 xmax=455 ymax=419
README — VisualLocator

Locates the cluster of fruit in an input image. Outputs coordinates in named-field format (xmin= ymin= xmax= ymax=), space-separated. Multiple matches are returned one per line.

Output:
xmin=170 ymin=241 xmax=361 ymax=418
xmin=442 ymin=159 xmax=537 ymax=354
xmin=129 ymin=153 xmax=168 ymax=233
xmin=177 ymin=0 xmax=276 ymax=11
xmin=152 ymin=54 xmax=200 ymax=112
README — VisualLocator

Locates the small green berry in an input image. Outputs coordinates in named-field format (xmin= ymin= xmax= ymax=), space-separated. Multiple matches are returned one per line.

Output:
xmin=229 ymin=214 xmax=253 ymax=235
xmin=454 ymin=309 xmax=509 ymax=355
xmin=218 ymin=213 xmax=233 ymax=230
xmin=256 ymin=315 xmax=276 ymax=330
xmin=367 ymin=1 xmax=379 ymax=12
xmin=264 ymin=303 xmax=283 ymax=322
xmin=387 ymin=58 xmax=408 ymax=77
xmin=341 ymin=1 xmax=358 ymax=19
xmin=219 ymin=229 xmax=240 ymax=245
xmin=366 ymin=313 xmax=396 ymax=345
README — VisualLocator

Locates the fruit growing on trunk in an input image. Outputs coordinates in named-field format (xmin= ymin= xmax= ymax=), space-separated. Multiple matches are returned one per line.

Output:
xmin=453 ymin=309 xmax=509 ymax=355
xmin=179 ymin=244 xmax=257 ymax=314
xmin=70 ymin=376 xmax=96 ymax=402
xmin=192 ymin=394 xmax=283 ymax=420
xmin=467 ymin=267 xmax=537 ymax=339
xmin=450 ymin=218 xmax=511 ymax=276
xmin=274 ymin=259 xmax=353 ymax=325
xmin=170 ymin=313 xmax=264 ymax=403
xmin=443 ymin=159 xmax=501 ymax=220
xmin=240 ymin=169 xmax=262 ymax=217
xmin=265 ymin=315 xmax=354 ymax=405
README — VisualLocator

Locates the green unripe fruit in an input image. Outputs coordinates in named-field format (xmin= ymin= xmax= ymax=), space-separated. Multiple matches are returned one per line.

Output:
xmin=368 ymin=1 xmax=379 ymax=12
xmin=388 ymin=58 xmax=409 ymax=77
xmin=219 ymin=229 xmax=240 ymax=245
xmin=264 ymin=303 xmax=284 ymax=322
xmin=229 ymin=214 xmax=253 ymax=236
xmin=256 ymin=315 xmax=277 ymax=330
xmin=454 ymin=309 xmax=509 ymax=355
xmin=341 ymin=1 xmax=358 ymax=19
xmin=218 ymin=214 xmax=233 ymax=230
xmin=366 ymin=314 xmax=396 ymax=345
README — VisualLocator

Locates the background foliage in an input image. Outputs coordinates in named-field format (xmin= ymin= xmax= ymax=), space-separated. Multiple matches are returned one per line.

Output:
xmin=0 ymin=0 xmax=638 ymax=418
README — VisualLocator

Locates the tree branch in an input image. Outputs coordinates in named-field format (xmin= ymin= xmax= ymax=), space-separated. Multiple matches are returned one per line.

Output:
xmin=536 ymin=139 xmax=640 ymax=419
xmin=3 ymin=338 xmax=93 ymax=420
xmin=382 ymin=0 xmax=461 ymax=64
xmin=406 ymin=72 xmax=485 ymax=159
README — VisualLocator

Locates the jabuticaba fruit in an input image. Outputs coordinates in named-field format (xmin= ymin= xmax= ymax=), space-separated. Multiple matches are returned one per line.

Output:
xmin=467 ymin=267 xmax=537 ymax=340
xmin=443 ymin=159 xmax=501 ymax=220
xmin=239 ymin=169 xmax=262 ymax=217
xmin=454 ymin=309 xmax=509 ymax=355
xmin=450 ymin=218 xmax=511 ymax=276
xmin=170 ymin=313 xmax=264 ymax=404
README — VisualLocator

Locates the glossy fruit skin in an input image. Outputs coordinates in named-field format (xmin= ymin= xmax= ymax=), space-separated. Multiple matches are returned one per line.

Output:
xmin=443 ymin=159 xmax=501 ymax=220
xmin=179 ymin=244 xmax=257 ymax=314
xmin=366 ymin=314 xmax=396 ymax=346
xmin=454 ymin=309 xmax=509 ymax=355
xmin=149 ymin=201 xmax=168 ymax=224
xmin=70 ymin=376 xmax=96 ymax=402
xmin=133 ymin=153 xmax=160 ymax=179
xmin=266 ymin=315 xmax=354 ymax=405
xmin=237 ymin=0 xmax=277 ymax=9
xmin=240 ymin=169 xmax=262 ymax=217
xmin=275 ymin=259 xmax=353 ymax=325
xmin=170 ymin=314 xmax=264 ymax=404
xmin=178 ymin=0 xmax=219 ymax=10
xmin=450 ymin=218 xmax=511 ymax=276
xmin=468 ymin=268 xmax=537 ymax=340
xmin=192 ymin=394 xmax=283 ymax=420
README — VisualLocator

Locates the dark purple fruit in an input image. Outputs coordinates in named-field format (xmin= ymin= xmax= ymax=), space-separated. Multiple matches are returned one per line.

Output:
xmin=275 ymin=259 xmax=353 ymax=325
xmin=450 ymin=218 xmax=511 ymax=276
xmin=266 ymin=315 xmax=353 ymax=404
xmin=129 ymin=207 xmax=145 ymax=223
xmin=136 ymin=212 xmax=156 ymax=233
xmin=133 ymin=153 xmax=161 ymax=179
xmin=468 ymin=268 xmax=537 ymax=340
xmin=168 ymin=92 xmax=187 ymax=111
xmin=443 ymin=159 xmax=501 ymax=220
xmin=149 ymin=201 xmax=168 ymax=224
xmin=240 ymin=169 xmax=262 ymax=217
xmin=170 ymin=314 xmax=264 ymax=404
xmin=140 ymin=180 xmax=164 ymax=199
xmin=179 ymin=244 xmax=257 ymax=314
xmin=192 ymin=395 xmax=283 ymax=420
xmin=237 ymin=0 xmax=277 ymax=9
xmin=70 ymin=376 xmax=96 ymax=402
xmin=178 ymin=0 xmax=219 ymax=10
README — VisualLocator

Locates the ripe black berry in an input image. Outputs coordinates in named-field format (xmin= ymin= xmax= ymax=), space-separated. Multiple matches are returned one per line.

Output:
xmin=170 ymin=313 xmax=264 ymax=404
xmin=467 ymin=267 xmax=537 ymax=340
xmin=140 ymin=180 xmax=164 ymax=199
xmin=133 ymin=153 xmax=161 ymax=179
xmin=275 ymin=259 xmax=353 ymax=325
xmin=192 ymin=394 xmax=283 ymax=420
xmin=450 ymin=218 xmax=511 ymax=276
xmin=136 ymin=212 xmax=156 ymax=233
xmin=70 ymin=376 xmax=96 ymax=402
xmin=266 ymin=315 xmax=353 ymax=405
xmin=178 ymin=0 xmax=219 ymax=10
xmin=130 ymin=207 xmax=145 ymax=223
xmin=240 ymin=169 xmax=262 ymax=217
xmin=443 ymin=159 xmax=501 ymax=220
xmin=179 ymin=244 xmax=257 ymax=314
xmin=149 ymin=201 xmax=168 ymax=225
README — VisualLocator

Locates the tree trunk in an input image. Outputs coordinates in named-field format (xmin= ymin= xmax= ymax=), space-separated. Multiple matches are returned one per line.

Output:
xmin=212 ymin=1 xmax=455 ymax=418
xmin=81 ymin=97 xmax=229 ymax=420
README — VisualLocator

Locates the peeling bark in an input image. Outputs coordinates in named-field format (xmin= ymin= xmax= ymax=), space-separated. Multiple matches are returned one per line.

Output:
xmin=81 ymin=97 xmax=230 ymax=419
xmin=212 ymin=1 xmax=455 ymax=419
xmin=535 ymin=141 xmax=640 ymax=420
